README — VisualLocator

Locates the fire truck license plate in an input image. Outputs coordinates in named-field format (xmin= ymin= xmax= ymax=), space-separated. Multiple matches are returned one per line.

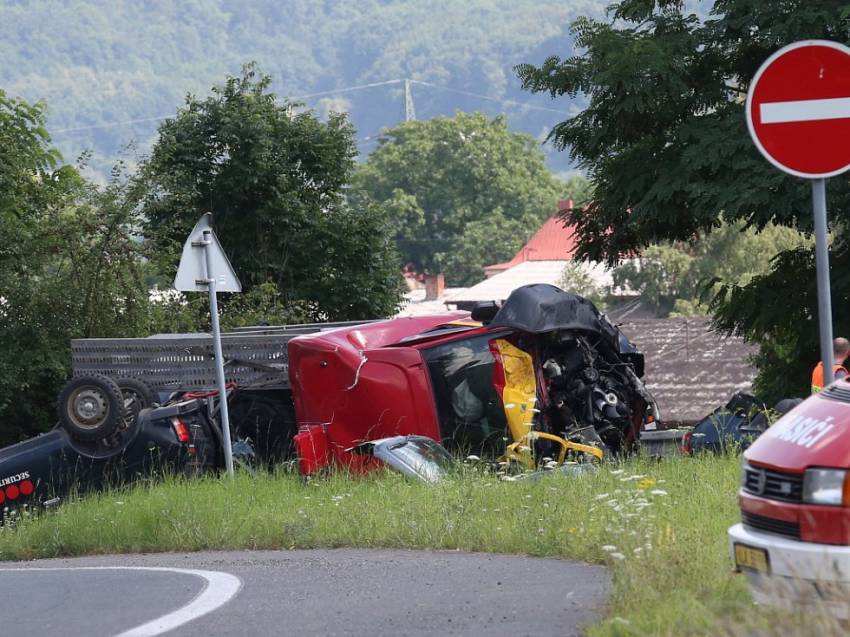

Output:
xmin=734 ymin=543 xmax=770 ymax=574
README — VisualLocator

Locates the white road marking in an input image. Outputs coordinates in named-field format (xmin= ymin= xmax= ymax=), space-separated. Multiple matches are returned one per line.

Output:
xmin=0 ymin=565 xmax=242 ymax=636
xmin=761 ymin=96 xmax=850 ymax=123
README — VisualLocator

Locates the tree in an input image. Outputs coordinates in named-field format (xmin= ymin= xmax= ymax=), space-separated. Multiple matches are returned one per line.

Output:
xmin=558 ymin=261 xmax=608 ymax=310
xmin=140 ymin=65 xmax=402 ymax=322
xmin=352 ymin=112 xmax=566 ymax=285
xmin=613 ymin=222 xmax=810 ymax=316
xmin=0 ymin=92 xmax=151 ymax=444
xmin=516 ymin=0 xmax=850 ymax=400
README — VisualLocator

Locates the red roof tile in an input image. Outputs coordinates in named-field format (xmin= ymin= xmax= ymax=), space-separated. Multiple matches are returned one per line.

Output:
xmin=485 ymin=204 xmax=577 ymax=273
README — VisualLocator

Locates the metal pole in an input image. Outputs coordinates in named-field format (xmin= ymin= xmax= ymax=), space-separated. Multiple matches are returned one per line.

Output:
xmin=202 ymin=229 xmax=235 ymax=477
xmin=404 ymin=79 xmax=416 ymax=122
xmin=812 ymin=178 xmax=835 ymax=386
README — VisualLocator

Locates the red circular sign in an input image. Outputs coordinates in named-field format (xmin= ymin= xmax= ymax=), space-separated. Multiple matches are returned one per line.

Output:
xmin=5 ymin=484 xmax=19 ymax=500
xmin=747 ymin=40 xmax=850 ymax=178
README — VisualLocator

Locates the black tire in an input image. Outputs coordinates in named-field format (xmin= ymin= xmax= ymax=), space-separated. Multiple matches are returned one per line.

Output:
xmin=116 ymin=377 xmax=157 ymax=422
xmin=57 ymin=374 xmax=124 ymax=441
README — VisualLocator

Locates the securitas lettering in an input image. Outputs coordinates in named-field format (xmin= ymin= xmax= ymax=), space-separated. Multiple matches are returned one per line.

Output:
xmin=769 ymin=414 xmax=835 ymax=448
xmin=0 ymin=471 xmax=30 ymax=488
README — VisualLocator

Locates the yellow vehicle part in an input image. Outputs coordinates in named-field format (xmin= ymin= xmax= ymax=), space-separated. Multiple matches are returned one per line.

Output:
xmin=444 ymin=319 xmax=483 ymax=327
xmin=493 ymin=338 xmax=604 ymax=469
xmin=505 ymin=432 xmax=604 ymax=468
xmin=493 ymin=339 xmax=537 ymax=465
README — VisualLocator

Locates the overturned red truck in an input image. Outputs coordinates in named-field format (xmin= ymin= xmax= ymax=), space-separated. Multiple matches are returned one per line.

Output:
xmin=0 ymin=284 xmax=659 ymax=509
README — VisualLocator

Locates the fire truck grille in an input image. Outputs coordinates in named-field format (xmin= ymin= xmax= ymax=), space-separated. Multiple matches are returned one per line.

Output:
xmin=742 ymin=464 xmax=803 ymax=503
xmin=742 ymin=510 xmax=801 ymax=540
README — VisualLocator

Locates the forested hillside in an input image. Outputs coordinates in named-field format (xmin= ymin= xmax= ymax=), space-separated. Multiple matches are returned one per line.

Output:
xmin=0 ymin=0 xmax=606 ymax=177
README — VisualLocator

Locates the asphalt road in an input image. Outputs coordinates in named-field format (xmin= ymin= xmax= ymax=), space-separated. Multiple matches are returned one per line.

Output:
xmin=0 ymin=549 xmax=609 ymax=636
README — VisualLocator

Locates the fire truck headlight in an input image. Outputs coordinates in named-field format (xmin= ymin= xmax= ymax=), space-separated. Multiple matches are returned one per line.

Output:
xmin=803 ymin=468 xmax=849 ymax=506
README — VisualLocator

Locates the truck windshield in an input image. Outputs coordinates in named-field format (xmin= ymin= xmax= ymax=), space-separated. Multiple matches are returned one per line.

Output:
xmin=422 ymin=334 xmax=508 ymax=456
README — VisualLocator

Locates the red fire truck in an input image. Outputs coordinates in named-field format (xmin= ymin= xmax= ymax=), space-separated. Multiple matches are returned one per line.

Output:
xmin=729 ymin=380 xmax=850 ymax=616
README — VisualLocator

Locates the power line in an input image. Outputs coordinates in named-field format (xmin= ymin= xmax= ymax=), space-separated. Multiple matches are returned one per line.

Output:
xmin=290 ymin=78 xmax=403 ymax=101
xmin=52 ymin=80 xmax=406 ymax=136
xmin=50 ymin=77 xmax=563 ymax=136
xmin=53 ymin=115 xmax=171 ymax=134
xmin=409 ymin=80 xmax=565 ymax=115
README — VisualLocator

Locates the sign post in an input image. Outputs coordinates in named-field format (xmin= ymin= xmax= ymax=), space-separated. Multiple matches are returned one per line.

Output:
xmin=175 ymin=213 xmax=242 ymax=477
xmin=746 ymin=40 xmax=850 ymax=386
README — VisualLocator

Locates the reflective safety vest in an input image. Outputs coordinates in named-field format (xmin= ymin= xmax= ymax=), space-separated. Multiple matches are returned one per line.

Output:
xmin=811 ymin=361 xmax=849 ymax=394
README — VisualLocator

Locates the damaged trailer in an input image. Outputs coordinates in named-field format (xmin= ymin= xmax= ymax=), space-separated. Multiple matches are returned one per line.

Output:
xmin=0 ymin=284 xmax=660 ymax=510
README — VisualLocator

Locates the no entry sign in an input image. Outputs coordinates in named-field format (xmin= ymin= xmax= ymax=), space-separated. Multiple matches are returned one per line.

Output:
xmin=746 ymin=40 xmax=850 ymax=179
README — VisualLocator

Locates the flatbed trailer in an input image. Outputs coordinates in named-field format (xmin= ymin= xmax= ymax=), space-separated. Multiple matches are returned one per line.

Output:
xmin=70 ymin=320 xmax=372 ymax=393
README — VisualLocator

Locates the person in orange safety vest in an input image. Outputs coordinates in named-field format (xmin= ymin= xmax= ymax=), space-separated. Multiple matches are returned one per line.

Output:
xmin=811 ymin=337 xmax=850 ymax=394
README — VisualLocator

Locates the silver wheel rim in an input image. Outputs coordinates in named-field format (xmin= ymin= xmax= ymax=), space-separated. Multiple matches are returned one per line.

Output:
xmin=67 ymin=386 xmax=110 ymax=430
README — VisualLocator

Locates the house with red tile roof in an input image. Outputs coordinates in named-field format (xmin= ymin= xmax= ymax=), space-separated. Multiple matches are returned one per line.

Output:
xmin=448 ymin=200 xmax=616 ymax=308
xmin=483 ymin=202 xmax=579 ymax=278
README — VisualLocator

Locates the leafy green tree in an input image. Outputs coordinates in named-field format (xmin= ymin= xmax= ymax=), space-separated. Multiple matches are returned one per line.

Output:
xmin=558 ymin=261 xmax=608 ymax=310
xmin=353 ymin=112 xmax=565 ymax=285
xmin=0 ymin=92 xmax=151 ymax=444
xmin=140 ymin=65 xmax=402 ymax=322
xmin=517 ymin=0 xmax=850 ymax=400
xmin=613 ymin=223 xmax=810 ymax=316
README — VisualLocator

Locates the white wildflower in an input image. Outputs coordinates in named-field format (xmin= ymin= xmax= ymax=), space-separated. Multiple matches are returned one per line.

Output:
xmin=610 ymin=552 xmax=625 ymax=560
xmin=610 ymin=469 xmax=625 ymax=475
xmin=601 ymin=545 xmax=618 ymax=552
xmin=594 ymin=493 xmax=610 ymax=501
xmin=650 ymin=489 xmax=668 ymax=496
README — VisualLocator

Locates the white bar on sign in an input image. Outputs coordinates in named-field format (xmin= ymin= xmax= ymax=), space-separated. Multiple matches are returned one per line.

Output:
xmin=761 ymin=96 xmax=850 ymax=123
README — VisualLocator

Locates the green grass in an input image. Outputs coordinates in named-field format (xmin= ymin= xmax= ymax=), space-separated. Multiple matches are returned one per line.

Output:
xmin=0 ymin=455 xmax=836 ymax=635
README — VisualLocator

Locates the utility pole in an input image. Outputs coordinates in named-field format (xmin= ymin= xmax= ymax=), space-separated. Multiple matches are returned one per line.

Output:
xmin=404 ymin=79 xmax=416 ymax=122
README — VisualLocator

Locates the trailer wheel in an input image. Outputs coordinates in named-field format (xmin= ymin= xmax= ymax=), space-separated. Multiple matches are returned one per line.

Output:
xmin=116 ymin=378 xmax=157 ymax=423
xmin=58 ymin=375 xmax=124 ymax=441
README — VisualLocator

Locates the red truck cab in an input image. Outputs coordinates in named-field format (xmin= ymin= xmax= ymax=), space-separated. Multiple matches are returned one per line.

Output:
xmin=288 ymin=312 xmax=470 ymax=473
xmin=729 ymin=380 xmax=850 ymax=616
